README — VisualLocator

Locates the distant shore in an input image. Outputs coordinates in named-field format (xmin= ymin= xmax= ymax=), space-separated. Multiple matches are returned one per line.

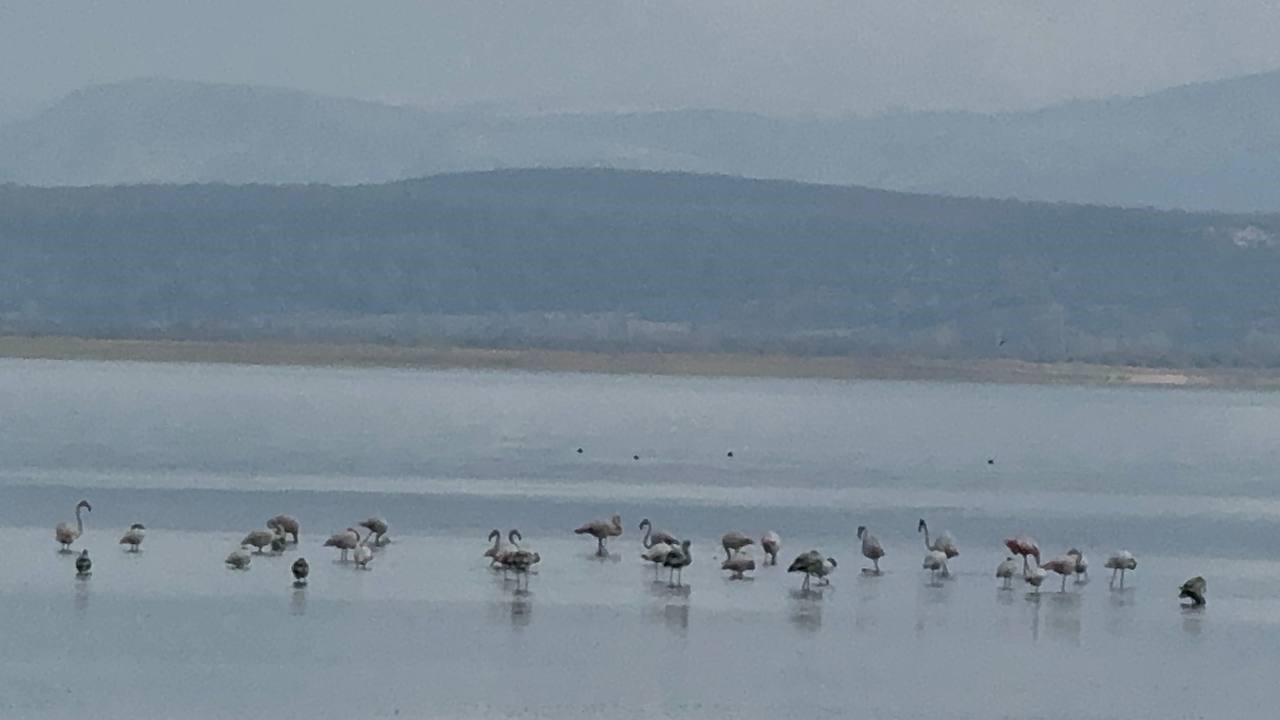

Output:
xmin=2 ymin=335 xmax=1278 ymax=390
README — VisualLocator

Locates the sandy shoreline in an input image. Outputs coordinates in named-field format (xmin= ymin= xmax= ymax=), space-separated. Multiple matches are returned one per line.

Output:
xmin=1 ymin=335 xmax=1277 ymax=389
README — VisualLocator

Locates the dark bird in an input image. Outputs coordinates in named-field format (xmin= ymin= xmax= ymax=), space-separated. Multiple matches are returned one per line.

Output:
xmin=292 ymin=557 xmax=310 ymax=585
xmin=75 ymin=549 xmax=92 ymax=576
xmin=1179 ymin=576 xmax=1206 ymax=606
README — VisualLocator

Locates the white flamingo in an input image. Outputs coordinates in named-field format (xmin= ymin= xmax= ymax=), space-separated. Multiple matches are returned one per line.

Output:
xmin=922 ymin=549 xmax=948 ymax=582
xmin=353 ymin=529 xmax=374 ymax=570
xmin=226 ymin=549 xmax=251 ymax=569
xmin=996 ymin=556 xmax=1018 ymax=589
xmin=56 ymin=500 xmax=92 ymax=551
xmin=241 ymin=528 xmax=277 ymax=554
xmin=118 ymin=523 xmax=146 ymax=552
xmin=641 ymin=540 xmax=675 ymax=576
xmin=761 ymin=531 xmax=782 ymax=566
xmin=857 ymin=526 xmax=885 ymax=574
xmin=323 ymin=527 xmax=360 ymax=562
xmin=574 ymin=514 xmax=622 ymax=557
xmin=1105 ymin=550 xmax=1137 ymax=588
xmin=1041 ymin=553 xmax=1077 ymax=592
xmin=918 ymin=518 xmax=959 ymax=558
xmin=1024 ymin=564 xmax=1047 ymax=593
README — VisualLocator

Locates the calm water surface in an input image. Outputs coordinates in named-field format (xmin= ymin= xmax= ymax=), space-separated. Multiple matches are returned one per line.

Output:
xmin=0 ymin=358 xmax=1277 ymax=719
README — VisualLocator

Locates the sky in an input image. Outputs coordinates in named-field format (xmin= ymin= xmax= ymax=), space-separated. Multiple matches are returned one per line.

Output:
xmin=2 ymin=1 xmax=1280 ymax=119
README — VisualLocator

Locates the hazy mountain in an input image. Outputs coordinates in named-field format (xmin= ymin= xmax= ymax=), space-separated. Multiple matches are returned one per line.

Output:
xmin=3 ymin=169 xmax=1280 ymax=366
xmin=3 ymin=74 xmax=1280 ymax=211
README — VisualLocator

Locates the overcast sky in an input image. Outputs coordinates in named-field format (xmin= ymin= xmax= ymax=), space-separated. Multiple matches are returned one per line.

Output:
xmin=3 ymin=1 xmax=1280 ymax=118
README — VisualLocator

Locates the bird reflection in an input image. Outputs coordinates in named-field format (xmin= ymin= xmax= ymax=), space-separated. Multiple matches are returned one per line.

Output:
xmin=789 ymin=588 xmax=824 ymax=632
xmin=1045 ymin=592 xmax=1082 ymax=644
xmin=1180 ymin=605 xmax=1205 ymax=637
xmin=509 ymin=590 xmax=533 ymax=628
xmin=73 ymin=582 xmax=90 ymax=614
xmin=290 ymin=587 xmax=307 ymax=616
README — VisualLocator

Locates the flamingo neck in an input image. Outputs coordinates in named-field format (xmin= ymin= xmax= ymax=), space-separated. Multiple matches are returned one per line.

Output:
xmin=641 ymin=523 xmax=653 ymax=549
xmin=75 ymin=507 xmax=83 ymax=535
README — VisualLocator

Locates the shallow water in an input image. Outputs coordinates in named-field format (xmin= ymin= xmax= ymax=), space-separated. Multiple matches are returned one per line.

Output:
xmin=0 ymin=358 xmax=1277 ymax=718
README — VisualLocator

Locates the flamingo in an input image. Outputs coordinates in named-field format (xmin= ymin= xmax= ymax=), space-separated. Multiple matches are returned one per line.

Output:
xmin=291 ymin=557 xmax=310 ymax=585
xmin=494 ymin=529 xmax=525 ymax=574
xmin=574 ymin=514 xmax=622 ymax=557
xmin=241 ymin=529 xmax=277 ymax=554
xmin=226 ymin=549 xmax=251 ymax=569
xmin=55 ymin=500 xmax=92 ymax=551
xmin=761 ymin=531 xmax=782 ymax=566
xmin=922 ymin=549 xmax=948 ymax=582
xmin=639 ymin=519 xmax=678 ymax=548
xmin=353 ymin=529 xmax=373 ymax=570
xmin=722 ymin=549 xmax=756 ymax=580
xmin=918 ymin=518 xmax=959 ymax=558
xmin=323 ymin=527 xmax=360 ymax=562
xmin=75 ymin=549 xmax=92 ymax=577
xmin=1068 ymin=547 xmax=1089 ymax=583
xmin=663 ymin=540 xmax=692 ymax=587
xmin=857 ymin=526 xmax=885 ymax=574
xmin=641 ymin=540 xmax=674 ymax=576
xmin=359 ymin=517 xmax=390 ymax=547
xmin=1105 ymin=550 xmax=1137 ymax=588
xmin=1024 ymin=564 xmax=1047 ymax=593
xmin=787 ymin=550 xmax=837 ymax=590
xmin=266 ymin=515 xmax=300 ymax=544
xmin=270 ymin=529 xmax=288 ymax=555
xmin=483 ymin=529 xmax=507 ymax=566
xmin=996 ymin=556 xmax=1018 ymax=589
xmin=721 ymin=531 xmax=754 ymax=560
xmin=502 ymin=547 xmax=541 ymax=590
xmin=1179 ymin=576 xmax=1206 ymax=606
xmin=1004 ymin=534 xmax=1041 ymax=573
xmin=118 ymin=523 xmax=146 ymax=552
xmin=1040 ymin=553 xmax=1077 ymax=592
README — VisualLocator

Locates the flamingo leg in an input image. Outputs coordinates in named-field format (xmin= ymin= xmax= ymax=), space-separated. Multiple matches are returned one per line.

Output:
xmin=1061 ymin=574 xmax=1067 ymax=592
xmin=873 ymin=558 xmax=880 ymax=574
xmin=1120 ymin=569 xmax=1126 ymax=588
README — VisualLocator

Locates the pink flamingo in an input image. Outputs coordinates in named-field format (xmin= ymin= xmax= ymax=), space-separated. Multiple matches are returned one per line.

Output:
xmin=1004 ymin=535 xmax=1041 ymax=573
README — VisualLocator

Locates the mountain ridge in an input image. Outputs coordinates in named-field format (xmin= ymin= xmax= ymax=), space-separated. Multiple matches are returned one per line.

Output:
xmin=4 ymin=72 xmax=1280 ymax=210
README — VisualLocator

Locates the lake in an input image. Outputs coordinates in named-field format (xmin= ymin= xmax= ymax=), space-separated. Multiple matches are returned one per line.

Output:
xmin=0 ymin=357 xmax=1276 ymax=719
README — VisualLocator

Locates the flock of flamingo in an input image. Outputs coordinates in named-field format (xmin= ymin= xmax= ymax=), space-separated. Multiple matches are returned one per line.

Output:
xmin=52 ymin=498 xmax=1208 ymax=606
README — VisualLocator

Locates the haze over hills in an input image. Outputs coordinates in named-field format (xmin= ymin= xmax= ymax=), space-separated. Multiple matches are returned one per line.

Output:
xmin=3 ymin=73 xmax=1280 ymax=211
xmin=3 ymin=168 xmax=1280 ymax=367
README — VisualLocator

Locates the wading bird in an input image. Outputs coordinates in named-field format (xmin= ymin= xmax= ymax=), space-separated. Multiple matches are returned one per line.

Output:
xmin=56 ymin=500 xmax=92 ymax=551
xmin=226 ymin=550 xmax=251 ymax=570
xmin=1004 ymin=535 xmax=1041 ymax=573
xmin=266 ymin=515 xmax=300 ymax=544
xmin=721 ymin=531 xmax=753 ymax=560
xmin=996 ymin=557 xmax=1018 ymax=589
xmin=1105 ymin=550 xmax=1137 ymax=588
xmin=574 ymin=514 xmax=623 ymax=557
xmin=119 ymin=523 xmax=145 ymax=552
xmin=1179 ymin=576 xmax=1206 ymax=606
xmin=922 ymin=549 xmax=949 ymax=582
xmin=857 ymin=526 xmax=885 ymax=574
xmin=639 ymin=519 xmax=678 ymax=548
xmin=359 ymin=517 xmax=389 ymax=547
xmin=324 ymin=527 xmax=360 ymax=562
xmin=761 ymin=531 xmax=782 ymax=566
xmin=788 ymin=550 xmax=837 ymax=590
xmin=722 ymin=550 xmax=756 ymax=580
xmin=918 ymin=518 xmax=959 ymax=559
xmin=663 ymin=540 xmax=693 ymax=587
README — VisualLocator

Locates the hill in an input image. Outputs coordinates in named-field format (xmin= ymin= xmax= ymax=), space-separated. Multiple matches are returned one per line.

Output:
xmin=4 ymin=74 xmax=1280 ymax=210
xmin=3 ymin=169 xmax=1280 ymax=366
